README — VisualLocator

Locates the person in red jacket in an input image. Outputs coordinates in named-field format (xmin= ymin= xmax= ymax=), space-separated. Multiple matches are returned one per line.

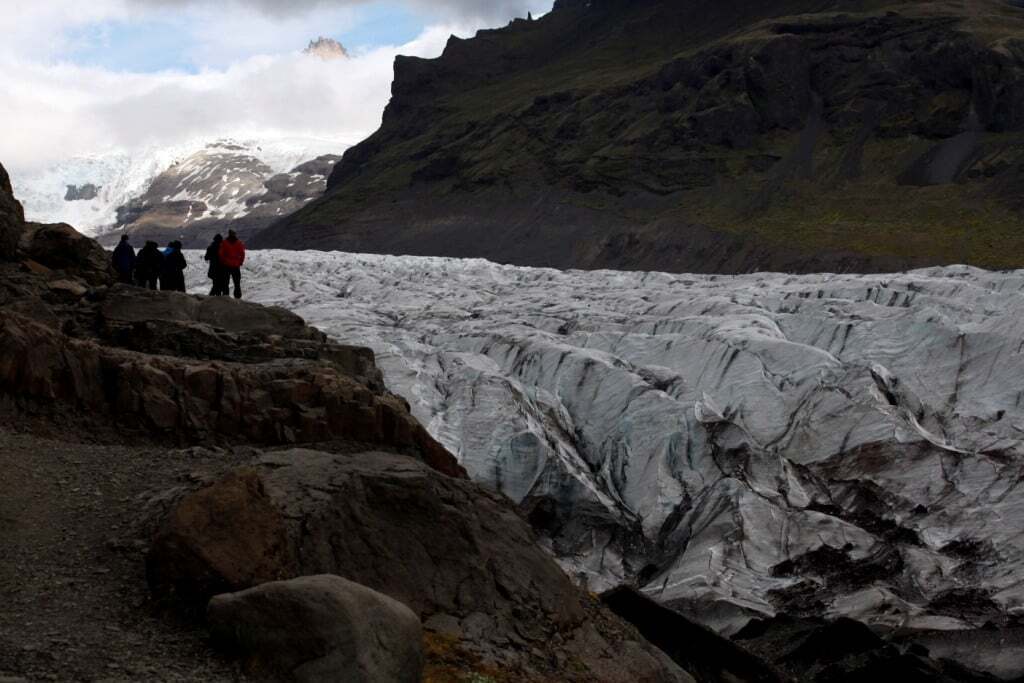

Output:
xmin=218 ymin=229 xmax=247 ymax=299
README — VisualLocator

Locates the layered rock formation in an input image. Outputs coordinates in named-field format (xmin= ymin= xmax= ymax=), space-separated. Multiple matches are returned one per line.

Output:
xmin=257 ymin=0 xmax=1024 ymax=273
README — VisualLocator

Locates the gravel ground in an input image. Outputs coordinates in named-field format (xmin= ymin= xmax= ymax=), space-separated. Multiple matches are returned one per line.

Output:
xmin=0 ymin=430 xmax=251 ymax=681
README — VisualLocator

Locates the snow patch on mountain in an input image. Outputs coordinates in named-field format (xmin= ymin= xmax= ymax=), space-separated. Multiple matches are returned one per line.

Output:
xmin=185 ymin=252 xmax=1024 ymax=634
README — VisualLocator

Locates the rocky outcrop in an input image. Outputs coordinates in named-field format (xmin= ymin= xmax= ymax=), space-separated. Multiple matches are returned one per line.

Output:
xmin=0 ymin=302 xmax=459 ymax=475
xmin=602 ymin=588 xmax=786 ymax=683
xmin=732 ymin=616 xmax=998 ymax=683
xmin=0 ymin=163 xmax=25 ymax=260
xmin=64 ymin=184 xmax=100 ymax=202
xmin=147 ymin=449 xmax=693 ymax=682
xmin=604 ymin=586 xmax=999 ymax=683
xmin=257 ymin=0 xmax=1024 ymax=273
xmin=208 ymin=575 xmax=422 ymax=683
xmin=0 ymin=173 xmax=458 ymax=475
xmin=303 ymin=37 xmax=349 ymax=61
xmin=19 ymin=222 xmax=112 ymax=285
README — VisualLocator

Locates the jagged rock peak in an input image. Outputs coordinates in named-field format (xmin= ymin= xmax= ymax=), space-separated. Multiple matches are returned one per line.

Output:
xmin=304 ymin=36 xmax=350 ymax=60
xmin=65 ymin=183 xmax=100 ymax=202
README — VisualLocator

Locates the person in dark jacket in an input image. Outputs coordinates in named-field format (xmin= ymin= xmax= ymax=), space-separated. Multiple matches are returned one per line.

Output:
xmin=204 ymin=234 xmax=227 ymax=296
xmin=135 ymin=241 xmax=164 ymax=290
xmin=111 ymin=235 xmax=136 ymax=284
xmin=159 ymin=240 xmax=188 ymax=292
xmin=218 ymin=230 xmax=246 ymax=299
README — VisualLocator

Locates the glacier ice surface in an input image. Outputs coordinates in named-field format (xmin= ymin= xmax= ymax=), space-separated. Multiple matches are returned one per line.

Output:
xmin=186 ymin=251 xmax=1024 ymax=633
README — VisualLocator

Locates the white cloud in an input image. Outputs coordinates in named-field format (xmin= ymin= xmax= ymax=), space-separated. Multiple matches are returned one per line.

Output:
xmin=0 ymin=0 xmax=552 ymax=176
xmin=0 ymin=24 xmax=469 ymax=174
xmin=139 ymin=0 xmax=544 ymax=23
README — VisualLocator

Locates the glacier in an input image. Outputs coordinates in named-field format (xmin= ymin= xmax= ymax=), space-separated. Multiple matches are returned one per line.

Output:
xmin=185 ymin=251 xmax=1024 ymax=639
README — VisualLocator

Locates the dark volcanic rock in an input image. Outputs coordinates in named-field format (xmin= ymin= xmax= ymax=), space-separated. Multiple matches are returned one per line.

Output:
xmin=0 ymin=304 xmax=460 ymax=475
xmin=208 ymin=575 xmax=423 ymax=683
xmin=19 ymin=222 xmax=113 ymax=285
xmin=0 ymin=163 xmax=25 ymax=260
xmin=256 ymin=0 xmax=1024 ymax=273
xmin=733 ymin=616 xmax=999 ymax=683
xmin=148 ymin=449 xmax=693 ymax=682
xmin=0 ymin=181 xmax=458 ymax=475
xmin=602 ymin=587 xmax=786 ymax=683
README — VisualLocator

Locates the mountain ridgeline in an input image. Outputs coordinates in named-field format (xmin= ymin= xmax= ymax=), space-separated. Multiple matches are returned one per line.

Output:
xmin=255 ymin=0 xmax=1024 ymax=273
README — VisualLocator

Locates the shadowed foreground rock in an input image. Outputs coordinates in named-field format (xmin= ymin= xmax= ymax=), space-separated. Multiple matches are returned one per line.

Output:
xmin=208 ymin=575 xmax=423 ymax=683
xmin=732 ymin=616 xmax=1000 ymax=683
xmin=601 ymin=587 xmax=786 ymax=683
xmin=0 ymin=163 xmax=24 ymax=258
xmin=148 ymin=449 xmax=693 ymax=683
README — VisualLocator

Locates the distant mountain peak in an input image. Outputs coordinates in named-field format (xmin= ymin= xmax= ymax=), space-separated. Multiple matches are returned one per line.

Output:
xmin=304 ymin=37 xmax=349 ymax=61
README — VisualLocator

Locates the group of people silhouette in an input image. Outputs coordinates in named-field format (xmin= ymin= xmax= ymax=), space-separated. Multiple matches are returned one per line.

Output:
xmin=112 ymin=230 xmax=247 ymax=299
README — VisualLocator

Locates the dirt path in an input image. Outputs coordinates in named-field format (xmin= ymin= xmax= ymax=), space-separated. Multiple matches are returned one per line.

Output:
xmin=0 ymin=431 xmax=248 ymax=681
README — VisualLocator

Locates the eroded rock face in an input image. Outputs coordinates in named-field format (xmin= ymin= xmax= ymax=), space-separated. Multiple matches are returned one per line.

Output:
xmin=732 ymin=616 xmax=997 ymax=683
xmin=0 ymin=204 xmax=457 ymax=476
xmin=0 ymin=309 xmax=459 ymax=476
xmin=602 ymin=587 xmax=786 ymax=683
xmin=148 ymin=449 xmax=692 ymax=683
xmin=208 ymin=575 xmax=422 ymax=683
xmin=0 ymin=163 xmax=25 ymax=260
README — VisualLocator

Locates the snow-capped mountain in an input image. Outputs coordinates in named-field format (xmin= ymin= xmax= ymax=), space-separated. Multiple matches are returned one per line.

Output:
xmin=12 ymin=136 xmax=347 ymax=238
xmin=184 ymin=252 xmax=1024 ymax=675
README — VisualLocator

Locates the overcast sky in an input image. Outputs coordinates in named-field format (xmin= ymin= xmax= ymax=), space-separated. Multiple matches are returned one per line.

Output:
xmin=0 ymin=0 xmax=552 ymax=174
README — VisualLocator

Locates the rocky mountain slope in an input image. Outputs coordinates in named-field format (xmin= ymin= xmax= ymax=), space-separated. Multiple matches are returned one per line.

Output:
xmin=257 ymin=0 xmax=1024 ymax=273
xmin=13 ymin=138 xmax=344 ymax=243
xmin=205 ymin=248 xmax=1024 ymax=679
xmin=110 ymin=141 xmax=342 ymax=248
xmin=0 ymin=162 xmax=693 ymax=682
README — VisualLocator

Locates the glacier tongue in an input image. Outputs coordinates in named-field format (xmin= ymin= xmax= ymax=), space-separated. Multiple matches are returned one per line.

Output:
xmin=187 ymin=252 xmax=1024 ymax=632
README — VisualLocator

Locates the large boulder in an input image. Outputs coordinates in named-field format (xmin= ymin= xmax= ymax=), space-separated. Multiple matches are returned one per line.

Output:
xmin=208 ymin=575 xmax=423 ymax=683
xmin=147 ymin=449 xmax=692 ymax=682
xmin=19 ymin=222 xmax=112 ymax=285
xmin=0 ymin=163 xmax=24 ymax=260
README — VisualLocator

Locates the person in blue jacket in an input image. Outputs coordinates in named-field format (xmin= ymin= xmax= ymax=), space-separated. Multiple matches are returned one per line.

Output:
xmin=111 ymin=235 xmax=136 ymax=284
xmin=159 ymin=240 xmax=188 ymax=292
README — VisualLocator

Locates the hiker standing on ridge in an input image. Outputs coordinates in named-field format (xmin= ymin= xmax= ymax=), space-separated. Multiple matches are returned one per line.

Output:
xmin=204 ymin=234 xmax=228 ymax=296
xmin=111 ymin=234 xmax=136 ymax=284
xmin=134 ymin=241 xmax=163 ymax=290
xmin=218 ymin=229 xmax=246 ymax=300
